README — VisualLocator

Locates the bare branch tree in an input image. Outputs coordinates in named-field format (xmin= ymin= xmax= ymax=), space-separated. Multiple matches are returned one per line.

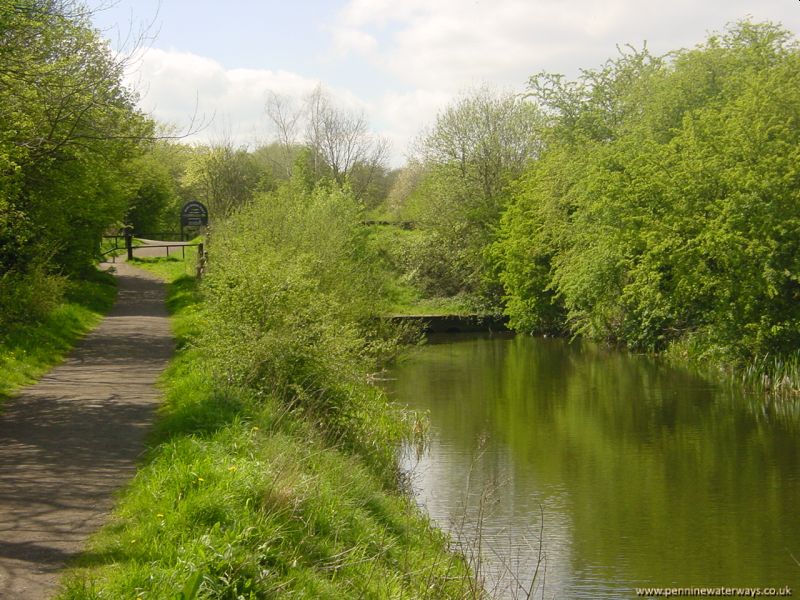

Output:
xmin=265 ymin=91 xmax=302 ymax=178
xmin=265 ymin=84 xmax=388 ymax=198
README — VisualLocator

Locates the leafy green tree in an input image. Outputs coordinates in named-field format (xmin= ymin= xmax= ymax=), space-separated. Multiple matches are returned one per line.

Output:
xmin=181 ymin=143 xmax=264 ymax=218
xmin=404 ymin=87 xmax=542 ymax=301
xmin=497 ymin=21 xmax=800 ymax=364
xmin=1 ymin=0 xmax=154 ymax=325
xmin=125 ymin=143 xmax=183 ymax=235
xmin=252 ymin=142 xmax=299 ymax=186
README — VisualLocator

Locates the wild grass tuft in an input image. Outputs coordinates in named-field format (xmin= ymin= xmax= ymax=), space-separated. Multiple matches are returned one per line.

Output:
xmin=740 ymin=351 xmax=800 ymax=397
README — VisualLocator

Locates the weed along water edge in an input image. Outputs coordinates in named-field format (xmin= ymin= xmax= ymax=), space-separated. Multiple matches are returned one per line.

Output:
xmin=383 ymin=333 xmax=800 ymax=599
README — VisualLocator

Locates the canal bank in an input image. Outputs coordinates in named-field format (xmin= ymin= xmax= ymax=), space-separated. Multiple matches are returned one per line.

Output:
xmin=56 ymin=264 xmax=478 ymax=599
xmin=388 ymin=313 xmax=510 ymax=334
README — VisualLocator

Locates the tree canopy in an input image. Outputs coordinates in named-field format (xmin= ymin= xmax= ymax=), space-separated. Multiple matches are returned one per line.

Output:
xmin=1 ymin=0 xmax=153 ymax=276
xmin=495 ymin=21 xmax=800 ymax=365
xmin=397 ymin=88 xmax=542 ymax=301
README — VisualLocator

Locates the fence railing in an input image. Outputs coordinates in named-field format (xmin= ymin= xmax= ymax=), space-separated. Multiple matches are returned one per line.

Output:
xmin=101 ymin=234 xmax=208 ymax=278
xmin=100 ymin=236 xmax=124 ymax=260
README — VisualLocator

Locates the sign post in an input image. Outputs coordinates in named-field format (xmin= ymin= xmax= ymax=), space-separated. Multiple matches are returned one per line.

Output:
xmin=180 ymin=200 xmax=209 ymax=241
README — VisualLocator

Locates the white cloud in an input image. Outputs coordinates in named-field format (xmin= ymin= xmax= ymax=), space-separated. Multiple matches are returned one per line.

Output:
xmin=114 ymin=1 xmax=800 ymax=167
xmin=324 ymin=0 xmax=800 ymax=166
xmin=329 ymin=26 xmax=379 ymax=57
xmin=335 ymin=0 xmax=623 ymax=89
xmin=123 ymin=47 xmax=425 ymax=165
xmin=124 ymin=48 xmax=324 ymax=147
xmin=335 ymin=0 xmax=800 ymax=89
xmin=372 ymin=89 xmax=453 ymax=162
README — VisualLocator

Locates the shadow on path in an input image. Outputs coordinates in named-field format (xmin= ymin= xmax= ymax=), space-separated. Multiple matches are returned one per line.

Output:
xmin=0 ymin=261 xmax=174 ymax=599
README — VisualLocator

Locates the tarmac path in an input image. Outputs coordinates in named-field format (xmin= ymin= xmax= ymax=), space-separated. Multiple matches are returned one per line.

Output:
xmin=0 ymin=258 xmax=174 ymax=598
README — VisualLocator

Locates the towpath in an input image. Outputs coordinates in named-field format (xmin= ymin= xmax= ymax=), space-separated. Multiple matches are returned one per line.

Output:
xmin=0 ymin=258 xmax=173 ymax=598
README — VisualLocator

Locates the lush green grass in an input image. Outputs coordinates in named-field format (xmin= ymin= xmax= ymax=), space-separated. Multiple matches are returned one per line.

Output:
xmin=99 ymin=236 xmax=125 ymax=260
xmin=130 ymin=249 xmax=199 ymax=282
xmin=0 ymin=269 xmax=116 ymax=404
xmin=59 ymin=257 xmax=474 ymax=599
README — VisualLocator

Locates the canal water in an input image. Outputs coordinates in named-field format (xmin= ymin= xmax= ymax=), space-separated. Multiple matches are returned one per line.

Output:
xmin=383 ymin=334 xmax=800 ymax=599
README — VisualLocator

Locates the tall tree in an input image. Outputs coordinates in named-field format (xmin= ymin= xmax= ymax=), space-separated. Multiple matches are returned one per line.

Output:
xmin=265 ymin=85 xmax=388 ymax=202
xmin=496 ymin=21 xmax=800 ymax=362
xmin=0 ymin=0 xmax=153 ymax=275
xmin=181 ymin=142 xmax=264 ymax=218
xmin=406 ymin=87 xmax=542 ymax=301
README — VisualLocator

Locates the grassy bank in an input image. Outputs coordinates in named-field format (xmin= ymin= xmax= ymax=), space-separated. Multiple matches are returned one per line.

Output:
xmin=130 ymin=252 xmax=199 ymax=282
xmin=59 ymin=193 xmax=476 ymax=598
xmin=0 ymin=269 xmax=116 ymax=404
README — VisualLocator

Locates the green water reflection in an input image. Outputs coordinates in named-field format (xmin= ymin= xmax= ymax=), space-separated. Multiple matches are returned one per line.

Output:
xmin=384 ymin=334 xmax=800 ymax=599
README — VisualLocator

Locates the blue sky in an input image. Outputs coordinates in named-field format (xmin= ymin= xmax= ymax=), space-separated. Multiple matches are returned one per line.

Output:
xmin=91 ymin=0 xmax=800 ymax=166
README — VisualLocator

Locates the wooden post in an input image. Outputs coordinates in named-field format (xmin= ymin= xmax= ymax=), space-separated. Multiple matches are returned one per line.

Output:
xmin=196 ymin=243 xmax=205 ymax=278
xmin=125 ymin=233 xmax=133 ymax=260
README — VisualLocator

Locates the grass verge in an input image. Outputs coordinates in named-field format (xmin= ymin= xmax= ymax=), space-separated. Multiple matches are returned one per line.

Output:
xmin=0 ymin=268 xmax=116 ymax=404
xmin=58 ymin=258 xmax=474 ymax=599
xmin=129 ymin=251 xmax=198 ymax=283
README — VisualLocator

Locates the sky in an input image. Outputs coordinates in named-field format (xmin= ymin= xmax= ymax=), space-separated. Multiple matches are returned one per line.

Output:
xmin=90 ymin=0 xmax=800 ymax=167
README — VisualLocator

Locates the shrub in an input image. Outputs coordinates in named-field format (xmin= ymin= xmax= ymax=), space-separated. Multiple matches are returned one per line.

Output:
xmin=201 ymin=182 xmax=409 ymax=476
xmin=0 ymin=263 xmax=67 ymax=330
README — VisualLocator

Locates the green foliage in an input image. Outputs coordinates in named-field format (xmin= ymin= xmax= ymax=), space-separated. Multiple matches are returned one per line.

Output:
xmin=0 ymin=0 xmax=154 ymax=277
xmin=0 ymin=260 xmax=67 ymax=329
xmin=373 ymin=219 xmax=480 ymax=301
xmin=126 ymin=142 xmax=189 ymax=235
xmin=202 ymin=182 xmax=407 ymax=474
xmin=181 ymin=144 xmax=267 ymax=219
xmin=0 ymin=268 xmax=116 ymax=402
xmin=59 ymin=252 xmax=472 ymax=599
xmin=405 ymin=88 xmax=543 ymax=303
xmin=349 ymin=163 xmax=398 ymax=212
xmin=0 ymin=0 xmax=158 ymax=338
xmin=365 ymin=225 xmax=475 ymax=316
xmin=496 ymin=21 xmax=800 ymax=367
